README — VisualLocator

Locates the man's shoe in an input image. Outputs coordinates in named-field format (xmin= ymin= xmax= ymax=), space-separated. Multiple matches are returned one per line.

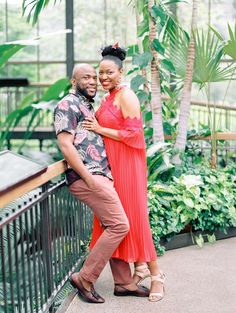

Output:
xmin=69 ymin=275 xmax=105 ymax=303
xmin=114 ymin=284 xmax=149 ymax=297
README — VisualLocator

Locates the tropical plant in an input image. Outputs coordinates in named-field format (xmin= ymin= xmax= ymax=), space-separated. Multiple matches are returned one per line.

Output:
xmin=147 ymin=141 xmax=175 ymax=182
xmin=0 ymin=35 xmax=71 ymax=154
xmin=22 ymin=0 xmax=63 ymax=25
xmin=148 ymin=0 xmax=165 ymax=143
xmin=0 ymin=42 xmax=35 ymax=69
xmin=0 ymin=78 xmax=71 ymax=152
xmin=148 ymin=163 xmax=236 ymax=255
xmin=129 ymin=0 xmax=182 ymax=144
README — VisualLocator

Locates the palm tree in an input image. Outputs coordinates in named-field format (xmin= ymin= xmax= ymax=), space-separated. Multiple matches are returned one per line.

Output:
xmin=168 ymin=22 xmax=236 ymax=166
xmin=148 ymin=0 xmax=164 ymax=143
xmin=172 ymin=0 xmax=198 ymax=165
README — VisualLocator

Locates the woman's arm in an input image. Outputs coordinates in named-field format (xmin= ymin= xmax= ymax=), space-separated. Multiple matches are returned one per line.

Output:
xmin=82 ymin=116 xmax=120 ymax=140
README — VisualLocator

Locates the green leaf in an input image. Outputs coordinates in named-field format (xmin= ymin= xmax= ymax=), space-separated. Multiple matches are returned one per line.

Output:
xmin=163 ymin=121 xmax=173 ymax=135
xmin=142 ymin=35 xmax=151 ymax=52
xmin=224 ymin=23 xmax=236 ymax=61
xmin=136 ymin=90 xmax=149 ymax=104
xmin=0 ymin=44 xmax=25 ymax=68
xmin=163 ymin=0 xmax=187 ymax=5
xmin=207 ymin=234 xmax=216 ymax=244
xmin=161 ymin=59 xmax=176 ymax=73
xmin=127 ymin=67 xmax=139 ymax=75
xmin=136 ymin=0 xmax=147 ymax=15
xmin=151 ymin=5 xmax=167 ymax=26
xmin=144 ymin=111 xmax=152 ymax=122
xmin=137 ymin=18 xmax=149 ymax=37
xmin=22 ymin=0 xmax=62 ymax=25
xmin=144 ymin=127 xmax=153 ymax=137
xmin=41 ymin=78 xmax=71 ymax=101
xmin=132 ymin=52 xmax=153 ymax=69
xmin=127 ymin=44 xmax=139 ymax=57
xmin=152 ymin=38 xmax=165 ymax=55
xmin=195 ymin=234 xmax=204 ymax=248
xmin=130 ymin=75 xmax=147 ymax=92
xmin=183 ymin=198 xmax=194 ymax=208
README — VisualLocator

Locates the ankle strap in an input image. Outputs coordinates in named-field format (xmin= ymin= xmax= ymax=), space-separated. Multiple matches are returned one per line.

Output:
xmin=135 ymin=264 xmax=148 ymax=270
xmin=151 ymin=272 xmax=166 ymax=283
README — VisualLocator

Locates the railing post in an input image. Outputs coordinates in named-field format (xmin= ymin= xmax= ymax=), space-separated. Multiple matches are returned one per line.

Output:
xmin=65 ymin=0 xmax=74 ymax=78
xmin=40 ymin=183 xmax=54 ymax=302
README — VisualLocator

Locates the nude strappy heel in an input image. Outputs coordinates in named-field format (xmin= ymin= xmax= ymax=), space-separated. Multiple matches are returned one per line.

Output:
xmin=148 ymin=271 xmax=166 ymax=302
xmin=133 ymin=264 xmax=151 ymax=284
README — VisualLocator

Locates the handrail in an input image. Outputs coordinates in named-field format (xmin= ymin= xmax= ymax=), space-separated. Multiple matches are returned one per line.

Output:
xmin=165 ymin=132 xmax=236 ymax=141
xmin=1 ymin=132 xmax=236 ymax=208
xmin=194 ymin=132 xmax=236 ymax=141
xmin=0 ymin=159 xmax=67 ymax=209
xmin=161 ymin=95 xmax=236 ymax=111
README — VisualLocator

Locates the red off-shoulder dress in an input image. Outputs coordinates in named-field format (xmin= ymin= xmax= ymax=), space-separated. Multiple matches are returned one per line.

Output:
xmin=90 ymin=86 xmax=157 ymax=262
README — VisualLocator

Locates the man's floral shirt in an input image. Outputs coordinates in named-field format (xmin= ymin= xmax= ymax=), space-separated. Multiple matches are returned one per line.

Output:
xmin=54 ymin=90 xmax=112 ymax=185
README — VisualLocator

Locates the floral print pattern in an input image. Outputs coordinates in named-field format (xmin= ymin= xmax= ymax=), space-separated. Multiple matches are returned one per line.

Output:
xmin=54 ymin=91 xmax=112 ymax=185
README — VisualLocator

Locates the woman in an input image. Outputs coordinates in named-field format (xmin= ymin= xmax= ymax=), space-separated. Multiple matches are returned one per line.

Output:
xmin=82 ymin=44 xmax=165 ymax=302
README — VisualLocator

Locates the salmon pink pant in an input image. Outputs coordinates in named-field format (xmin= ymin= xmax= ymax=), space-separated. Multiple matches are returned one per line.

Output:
xmin=69 ymin=175 xmax=131 ymax=284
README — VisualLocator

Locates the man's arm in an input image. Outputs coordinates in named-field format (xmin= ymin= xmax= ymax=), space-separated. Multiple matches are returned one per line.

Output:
xmin=57 ymin=132 xmax=97 ymax=189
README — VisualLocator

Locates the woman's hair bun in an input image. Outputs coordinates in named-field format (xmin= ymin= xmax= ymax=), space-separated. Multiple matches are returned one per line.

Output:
xmin=101 ymin=45 xmax=126 ymax=61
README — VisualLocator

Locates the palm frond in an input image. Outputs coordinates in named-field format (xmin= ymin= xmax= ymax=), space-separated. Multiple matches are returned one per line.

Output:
xmin=22 ymin=0 xmax=62 ymax=25
xmin=193 ymin=29 xmax=236 ymax=84
xmin=167 ymin=27 xmax=236 ymax=86
xmin=224 ymin=23 xmax=236 ymax=61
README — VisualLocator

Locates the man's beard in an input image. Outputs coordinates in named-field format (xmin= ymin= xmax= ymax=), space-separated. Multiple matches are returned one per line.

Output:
xmin=76 ymin=84 xmax=96 ymax=100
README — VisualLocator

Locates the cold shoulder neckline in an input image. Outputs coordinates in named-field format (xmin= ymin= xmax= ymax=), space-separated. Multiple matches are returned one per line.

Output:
xmin=102 ymin=85 xmax=142 ymax=122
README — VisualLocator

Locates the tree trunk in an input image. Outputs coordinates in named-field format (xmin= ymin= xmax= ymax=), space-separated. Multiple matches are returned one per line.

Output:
xmin=173 ymin=0 xmax=197 ymax=164
xmin=135 ymin=0 xmax=150 ymax=111
xmin=148 ymin=0 xmax=164 ymax=143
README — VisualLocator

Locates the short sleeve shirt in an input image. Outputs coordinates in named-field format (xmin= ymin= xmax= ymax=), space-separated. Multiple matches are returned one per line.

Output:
xmin=54 ymin=90 xmax=113 ymax=185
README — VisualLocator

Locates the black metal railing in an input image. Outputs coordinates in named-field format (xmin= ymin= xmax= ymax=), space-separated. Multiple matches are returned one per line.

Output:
xmin=0 ymin=178 xmax=92 ymax=313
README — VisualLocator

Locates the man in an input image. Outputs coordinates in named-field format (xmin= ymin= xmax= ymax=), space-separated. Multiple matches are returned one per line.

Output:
xmin=54 ymin=64 xmax=148 ymax=303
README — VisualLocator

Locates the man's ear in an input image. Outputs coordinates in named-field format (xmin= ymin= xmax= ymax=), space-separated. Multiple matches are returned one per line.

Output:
xmin=71 ymin=78 xmax=76 ymax=86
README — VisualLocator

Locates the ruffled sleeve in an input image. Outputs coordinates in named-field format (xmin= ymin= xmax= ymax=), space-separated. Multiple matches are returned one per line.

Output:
xmin=118 ymin=117 xmax=146 ymax=149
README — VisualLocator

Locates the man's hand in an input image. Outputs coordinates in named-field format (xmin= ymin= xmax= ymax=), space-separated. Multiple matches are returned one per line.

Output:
xmin=84 ymin=173 xmax=99 ymax=190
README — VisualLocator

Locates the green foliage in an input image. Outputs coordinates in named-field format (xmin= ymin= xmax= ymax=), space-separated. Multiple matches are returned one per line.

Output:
xmin=211 ymin=22 xmax=236 ymax=62
xmin=0 ymin=78 xmax=71 ymax=151
xmin=132 ymin=52 xmax=153 ymax=69
xmin=147 ymin=142 xmax=175 ymax=182
xmin=168 ymin=28 xmax=236 ymax=86
xmin=22 ymin=0 xmax=62 ymax=25
xmin=0 ymin=43 xmax=27 ymax=69
xmin=152 ymin=38 xmax=165 ymax=55
xmin=224 ymin=23 xmax=236 ymax=60
xmin=130 ymin=74 xmax=147 ymax=92
xmin=148 ymin=163 xmax=236 ymax=255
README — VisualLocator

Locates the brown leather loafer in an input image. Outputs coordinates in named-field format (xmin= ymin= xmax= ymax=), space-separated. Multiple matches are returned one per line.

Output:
xmin=114 ymin=284 xmax=149 ymax=297
xmin=69 ymin=275 xmax=105 ymax=303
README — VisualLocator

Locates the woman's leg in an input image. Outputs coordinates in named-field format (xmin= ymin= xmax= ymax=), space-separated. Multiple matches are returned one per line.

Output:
xmin=147 ymin=260 xmax=165 ymax=302
xmin=133 ymin=262 xmax=150 ymax=284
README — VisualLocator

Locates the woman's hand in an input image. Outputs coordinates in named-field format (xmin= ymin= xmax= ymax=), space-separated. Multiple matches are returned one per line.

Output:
xmin=83 ymin=117 xmax=121 ymax=141
xmin=82 ymin=117 xmax=102 ymax=134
